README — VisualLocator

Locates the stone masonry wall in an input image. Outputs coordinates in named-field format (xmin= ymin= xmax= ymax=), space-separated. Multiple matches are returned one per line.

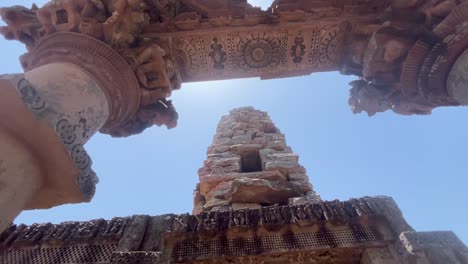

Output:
xmin=193 ymin=107 xmax=320 ymax=214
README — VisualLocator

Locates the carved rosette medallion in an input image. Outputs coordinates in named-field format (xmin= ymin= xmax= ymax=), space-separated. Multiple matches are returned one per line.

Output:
xmin=318 ymin=25 xmax=344 ymax=64
xmin=20 ymin=32 xmax=141 ymax=132
xmin=309 ymin=24 xmax=346 ymax=67
xmin=238 ymin=34 xmax=282 ymax=70
xmin=175 ymin=39 xmax=202 ymax=79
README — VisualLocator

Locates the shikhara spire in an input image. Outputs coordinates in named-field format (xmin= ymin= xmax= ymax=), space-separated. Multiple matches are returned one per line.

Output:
xmin=194 ymin=107 xmax=320 ymax=214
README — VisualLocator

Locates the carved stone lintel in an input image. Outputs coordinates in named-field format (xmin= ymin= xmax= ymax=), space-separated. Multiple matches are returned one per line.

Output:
xmin=2 ymin=0 xmax=468 ymax=134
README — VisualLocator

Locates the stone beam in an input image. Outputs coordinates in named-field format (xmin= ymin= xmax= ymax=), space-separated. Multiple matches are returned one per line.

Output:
xmin=4 ymin=0 xmax=468 ymax=137
xmin=0 ymin=197 xmax=405 ymax=264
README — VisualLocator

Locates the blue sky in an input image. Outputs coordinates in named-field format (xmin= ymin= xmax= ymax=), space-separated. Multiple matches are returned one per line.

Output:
xmin=1 ymin=0 xmax=467 ymax=244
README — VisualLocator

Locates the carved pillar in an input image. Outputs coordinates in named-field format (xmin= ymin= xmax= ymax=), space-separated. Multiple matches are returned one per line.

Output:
xmin=0 ymin=126 xmax=41 ymax=232
xmin=346 ymin=0 xmax=468 ymax=117
xmin=0 ymin=0 xmax=181 ymax=230
xmin=193 ymin=107 xmax=320 ymax=214
xmin=0 ymin=62 xmax=110 ymax=231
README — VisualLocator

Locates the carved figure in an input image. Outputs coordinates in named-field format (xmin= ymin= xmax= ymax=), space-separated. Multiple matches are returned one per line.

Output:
xmin=348 ymin=80 xmax=392 ymax=116
xmin=36 ymin=0 xmax=88 ymax=34
xmin=131 ymin=43 xmax=172 ymax=93
xmin=104 ymin=0 xmax=149 ymax=48
xmin=137 ymin=99 xmax=178 ymax=129
xmin=349 ymin=80 xmax=434 ymax=116
xmin=0 ymin=5 xmax=41 ymax=49
xmin=146 ymin=0 xmax=177 ymax=22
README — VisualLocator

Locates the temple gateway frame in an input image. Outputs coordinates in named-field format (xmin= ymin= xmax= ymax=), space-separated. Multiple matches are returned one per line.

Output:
xmin=0 ymin=1 xmax=467 ymax=263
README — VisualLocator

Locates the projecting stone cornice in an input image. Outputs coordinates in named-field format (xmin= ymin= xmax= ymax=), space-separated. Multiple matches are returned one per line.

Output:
xmin=0 ymin=197 xmax=411 ymax=263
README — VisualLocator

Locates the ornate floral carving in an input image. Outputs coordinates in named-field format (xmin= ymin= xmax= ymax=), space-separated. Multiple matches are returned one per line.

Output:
xmin=239 ymin=34 xmax=282 ymax=70
xmin=111 ymin=251 xmax=162 ymax=263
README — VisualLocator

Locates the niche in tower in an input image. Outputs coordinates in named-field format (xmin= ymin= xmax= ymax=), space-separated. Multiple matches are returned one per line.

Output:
xmin=55 ymin=9 xmax=69 ymax=25
xmin=240 ymin=149 xmax=262 ymax=173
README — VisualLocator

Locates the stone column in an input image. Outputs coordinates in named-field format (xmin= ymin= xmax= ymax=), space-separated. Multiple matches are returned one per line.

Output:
xmin=193 ymin=107 xmax=320 ymax=214
xmin=447 ymin=50 xmax=468 ymax=106
xmin=0 ymin=125 xmax=42 ymax=232
xmin=0 ymin=63 xmax=109 ymax=232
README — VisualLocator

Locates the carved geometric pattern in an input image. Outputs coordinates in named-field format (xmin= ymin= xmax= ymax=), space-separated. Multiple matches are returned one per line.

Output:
xmin=238 ymin=33 xmax=282 ymax=70
xmin=171 ymin=224 xmax=383 ymax=261
xmin=0 ymin=243 xmax=117 ymax=264
xmin=6 ymin=75 xmax=98 ymax=197
xmin=226 ymin=34 xmax=238 ymax=71
xmin=175 ymin=39 xmax=202 ymax=77
xmin=171 ymin=23 xmax=344 ymax=82
xmin=309 ymin=25 xmax=343 ymax=66
xmin=16 ymin=78 xmax=46 ymax=111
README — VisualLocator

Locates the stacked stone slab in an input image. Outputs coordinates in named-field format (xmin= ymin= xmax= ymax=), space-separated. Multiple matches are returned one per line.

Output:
xmin=194 ymin=107 xmax=320 ymax=214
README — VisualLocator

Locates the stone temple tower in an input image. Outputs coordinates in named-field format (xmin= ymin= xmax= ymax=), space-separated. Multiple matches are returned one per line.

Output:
xmin=193 ymin=107 xmax=320 ymax=214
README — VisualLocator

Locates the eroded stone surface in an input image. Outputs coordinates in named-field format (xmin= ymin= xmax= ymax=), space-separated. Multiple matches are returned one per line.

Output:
xmin=3 ymin=0 xmax=468 ymax=136
xmin=447 ymin=49 xmax=468 ymax=105
xmin=1 ymin=197 xmax=466 ymax=263
xmin=0 ymin=126 xmax=41 ymax=233
xmin=195 ymin=107 xmax=320 ymax=213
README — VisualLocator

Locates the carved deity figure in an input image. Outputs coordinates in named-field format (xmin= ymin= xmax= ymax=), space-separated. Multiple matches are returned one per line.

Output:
xmin=146 ymin=0 xmax=178 ymax=22
xmin=0 ymin=5 xmax=41 ymax=49
xmin=137 ymin=99 xmax=178 ymax=129
xmin=349 ymin=80 xmax=433 ymax=116
xmin=348 ymin=80 xmax=392 ymax=116
xmin=133 ymin=44 xmax=171 ymax=90
xmin=104 ymin=0 xmax=149 ymax=48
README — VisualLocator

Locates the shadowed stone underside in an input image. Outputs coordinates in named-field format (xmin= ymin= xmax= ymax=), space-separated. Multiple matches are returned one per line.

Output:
xmin=0 ymin=197 xmax=409 ymax=264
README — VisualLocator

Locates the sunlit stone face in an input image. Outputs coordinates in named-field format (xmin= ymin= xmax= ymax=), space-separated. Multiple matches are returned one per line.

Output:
xmin=447 ymin=49 xmax=468 ymax=106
